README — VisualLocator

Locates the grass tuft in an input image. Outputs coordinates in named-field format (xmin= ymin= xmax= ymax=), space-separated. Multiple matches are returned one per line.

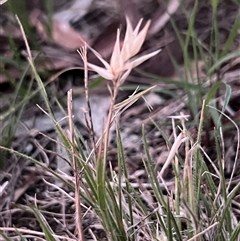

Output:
xmin=1 ymin=1 xmax=239 ymax=240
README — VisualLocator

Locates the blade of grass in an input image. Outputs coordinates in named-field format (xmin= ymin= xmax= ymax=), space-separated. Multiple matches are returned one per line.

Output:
xmin=116 ymin=124 xmax=134 ymax=239
xmin=229 ymin=221 xmax=240 ymax=241
xmin=166 ymin=199 xmax=173 ymax=241
xmin=31 ymin=206 xmax=59 ymax=241
xmin=0 ymin=231 xmax=12 ymax=241
xmin=207 ymin=49 xmax=240 ymax=75
xmin=214 ymin=128 xmax=232 ymax=234
xmin=220 ymin=13 xmax=240 ymax=58
xmin=0 ymin=145 xmax=74 ymax=190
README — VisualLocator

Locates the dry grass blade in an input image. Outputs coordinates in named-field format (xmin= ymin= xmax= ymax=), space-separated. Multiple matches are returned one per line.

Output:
xmin=158 ymin=132 xmax=187 ymax=178
xmin=149 ymin=0 xmax=180 ymax=36
xmin=0 ymin=0 xmax=8 ymax=5
xmin=0 ymin=227 xmax=76 ymax=241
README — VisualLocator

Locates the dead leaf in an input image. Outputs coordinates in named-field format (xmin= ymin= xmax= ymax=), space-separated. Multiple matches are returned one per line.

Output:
xmin=30 ymin=9 xmax=90 ymax=50
xmin=39 ymin=46 xmax=80 ymax=70
xmin=149 ymin=0 xmax=180 ymax=37
xmin=89 ymin=20 xmax=120 ymax=63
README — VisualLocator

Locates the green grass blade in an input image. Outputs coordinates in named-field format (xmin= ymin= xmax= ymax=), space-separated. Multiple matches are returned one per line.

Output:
xmin=220 ymin=13 xmax=240 ymax=58
xmin=116 ymin=125 xmax=134 ymax=238
xmin=166 ymin=199 xmax=173 ymax=241
xmin=219 ymin=182 xmax=240 ymax=235
xmin=0 ymin=231 xmax=12 ymax=241
xmin=31 ymin=207 xmax=58 ymax=241
xmin=207 ymin=49 xmax=240 ymax=75
xmin=229 ymin=222 xmax=240 ymax=241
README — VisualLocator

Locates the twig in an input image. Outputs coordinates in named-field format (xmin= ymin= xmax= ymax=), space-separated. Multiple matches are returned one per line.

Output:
xmin=103 ymin=86 xmax=118 ymax=173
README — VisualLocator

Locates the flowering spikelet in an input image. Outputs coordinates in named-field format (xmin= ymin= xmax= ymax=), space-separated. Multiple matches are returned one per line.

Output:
xmin=87 ymin=17 xmax=161 ymax=85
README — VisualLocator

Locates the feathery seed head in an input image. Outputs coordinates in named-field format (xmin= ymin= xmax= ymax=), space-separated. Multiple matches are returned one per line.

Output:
xmin=87 ymin=16 xmax=161 ymax=85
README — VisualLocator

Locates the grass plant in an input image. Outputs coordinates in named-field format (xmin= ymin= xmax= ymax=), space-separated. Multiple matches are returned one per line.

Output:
xmin=0 ymin=1 xmax=239 ymax=240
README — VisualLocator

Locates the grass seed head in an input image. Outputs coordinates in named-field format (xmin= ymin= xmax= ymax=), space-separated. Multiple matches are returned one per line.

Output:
xmin=87 ymin=16 xmax=161 ymax=85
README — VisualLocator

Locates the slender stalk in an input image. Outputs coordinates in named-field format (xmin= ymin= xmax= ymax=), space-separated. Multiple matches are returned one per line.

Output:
xmin=103 ymin=86 xmax=118 ymax=168
xmin=172 ymin=118 xmax=181 ymax=231
xmin=78 ymin=46 xmax=97 ymax=159
xmin=68 ymin=89 xmax=84 ymax=241
xmin=95 ymin=82 xmax=119 ymax=236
